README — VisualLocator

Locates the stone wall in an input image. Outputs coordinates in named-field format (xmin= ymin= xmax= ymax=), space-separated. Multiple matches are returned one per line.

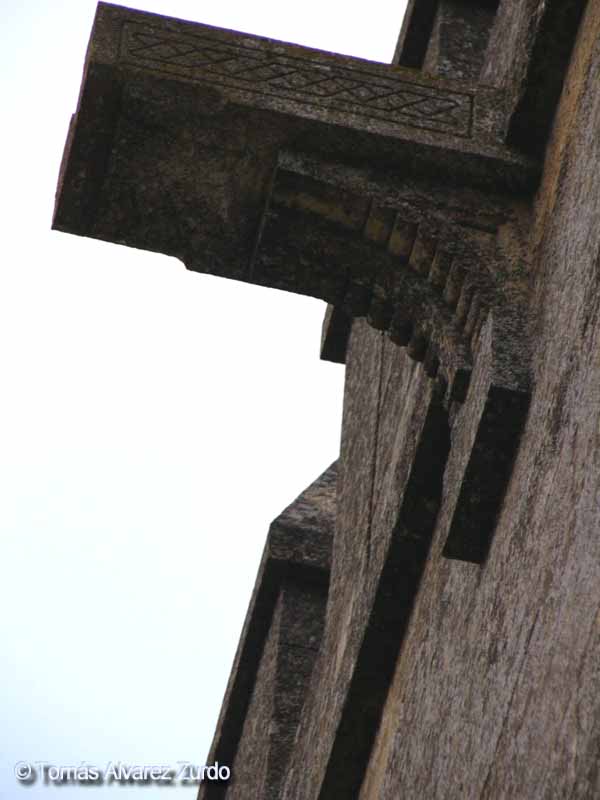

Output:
xmin=51 ymin=2 xmax=600 ymax=797
xmin=360 ymin=2 xmax=600 ymax=797
xmin=201 ymin=2 xmax=599 ymax=795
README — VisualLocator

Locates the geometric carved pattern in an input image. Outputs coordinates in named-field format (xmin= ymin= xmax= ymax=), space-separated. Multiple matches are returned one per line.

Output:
xmin=121 ymin=24 xmax=473 ymax=136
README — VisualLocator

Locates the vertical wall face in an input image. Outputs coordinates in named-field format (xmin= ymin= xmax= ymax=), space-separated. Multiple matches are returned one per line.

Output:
xmin=482 ymin=0 xmax=588 ymax=152
xmin=359 ymin=4 xmax=600 ymax=798
xmin=393 ymin=0 xmax=499 ymax=77
xmin=281 ymin=321 xmax=450 ymax=800
xmin=284 ymin=322 xmax=402 ymax=800
xmin=52 ymin=3 xmax=600 ymax=798
xmin=227 ymin=580 xmax=327 ymax=800
xmin=197 ymin=464 xmax=335 ymax=800
xmin=187 ymin=2 xmax=596 ymax=796
xmin=422 ymin=0 xmax=499 ymax=80
xmin=227 ymin=599 xmax=280 ymax=799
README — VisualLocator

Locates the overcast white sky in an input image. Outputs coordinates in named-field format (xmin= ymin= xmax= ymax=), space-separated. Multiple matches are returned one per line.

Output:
xmin=1 ymin=1 xmax=405 ymax=797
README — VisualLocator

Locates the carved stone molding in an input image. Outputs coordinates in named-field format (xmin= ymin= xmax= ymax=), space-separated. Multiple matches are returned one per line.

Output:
xmin=53 ymin=2 xmax=540 ymax=569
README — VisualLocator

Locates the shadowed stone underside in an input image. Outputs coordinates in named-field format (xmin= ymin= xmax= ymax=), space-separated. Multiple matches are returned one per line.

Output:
xmin=53 ymin=3 xmax=539 ymax=564
xmin=51 ymin=1 xmax=600 ymax=798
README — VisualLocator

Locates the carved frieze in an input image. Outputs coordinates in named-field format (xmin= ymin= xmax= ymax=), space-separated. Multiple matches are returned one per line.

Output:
xmin=119 ymin=22 xmax=475 ymax=136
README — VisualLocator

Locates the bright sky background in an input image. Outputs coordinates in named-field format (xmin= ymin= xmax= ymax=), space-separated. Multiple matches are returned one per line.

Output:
xmin=1 ymin=1 xmax=405 ymax=797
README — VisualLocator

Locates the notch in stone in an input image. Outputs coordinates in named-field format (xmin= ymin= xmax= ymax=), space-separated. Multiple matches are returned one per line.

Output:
xmin=442 ymin=310 xmax=530 ymax=563
xmin=321 ymin=305 xmax=352 ymax=364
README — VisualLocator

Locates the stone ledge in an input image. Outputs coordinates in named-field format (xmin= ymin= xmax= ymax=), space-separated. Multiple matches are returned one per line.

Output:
xmin=198 ymin=463 xmax=336 ymax=798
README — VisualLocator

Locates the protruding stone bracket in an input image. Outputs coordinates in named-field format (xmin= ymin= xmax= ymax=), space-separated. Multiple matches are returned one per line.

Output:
xmin=53 ymin=3 xmax=538 ymax=260
xmin=320 ymin=305 xmax=352 ymax=365
xmin=277 ymin=149 xmax=518 ymax=236
xmin=484 ymin=0 xmax=588 ymax=155
xmin=253 ymin=195 xmax=476 ymax=401
xmin=52 ymin=2 xmax=538 ymax=572
xmin=394 ymin=0 xmax=501 ymax=80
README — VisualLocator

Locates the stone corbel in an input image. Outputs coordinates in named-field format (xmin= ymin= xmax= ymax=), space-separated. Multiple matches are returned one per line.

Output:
xmin=249 ymin=158 xmax=533 ymax=564
xmin=53 ymin=2 xmax=538 ymax=565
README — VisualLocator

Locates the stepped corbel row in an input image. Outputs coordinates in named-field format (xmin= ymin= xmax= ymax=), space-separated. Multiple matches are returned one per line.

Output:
xmin=255 ymin=162 xmax=512 ymax=410
xmin=257 ymin=164 xmax=531 ymax=565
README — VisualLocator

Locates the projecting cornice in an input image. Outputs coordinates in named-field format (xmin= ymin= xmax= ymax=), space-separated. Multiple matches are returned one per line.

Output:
xmin=54 ymin=1 xmax=584 ymax=564
xmin=53 ymin=3 xmax=537 ymax=398
xmin=54 ymin=4 xmax=536 ymax=254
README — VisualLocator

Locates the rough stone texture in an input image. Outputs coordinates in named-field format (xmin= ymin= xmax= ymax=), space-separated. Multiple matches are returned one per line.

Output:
xmin=442 ymin=310 xmax=530 ymax=563
xmin=393 ymin=0 xmax=498 ymax=73
xmin=393 ymin=0 xmax=439 ymax=69
xmin=280 ymin=321 xmax=450 ymax=799
xmin=280 ymin=322 xmax=384 ymax=799
xmin=423 ymin=1 xmax=499 ymax=81
xmin=482 ymin=0 xmax=587 ymax=153
xmin=53 ymin=4 xmax=537 ymax=260
xmin=360 ymin=3 xmax=600 ymax=798
xmin=53 ymin=3 xmax=540 ymax=409
xmin=197 ymin=464 xmax=335 ymax=799
xmin=52 ymin=2 xmax=600 ymax=798
xmin=226 ymin=596 xmax=278 ymax=799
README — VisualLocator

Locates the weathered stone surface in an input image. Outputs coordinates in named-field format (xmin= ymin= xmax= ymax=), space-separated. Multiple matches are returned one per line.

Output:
xmin=53 ymin=2 xmax=600 ymax=797
xmin=53 ymin=3 xmax=542 ymax=411
xmin=280 ymin=322 xmax=450 ymax=799
xmin=223 ymin=596 xmax=278 ymax=799
xmin=320 ymin=304 xmax=352 ymax=364
xmin=54 ymin=3 xmax=536 ymax=270
xmin=393 ymin=0 xmax=498 ymax=75
xmin=482 ymin=0 xmax=587 ymax=153
xmin=223 ymin=580 xmax=326 ymax=800
xmin=359 ymin=3 xmax=600 ymax=798
xmin=442 ymin=309 xmax=530 ymax=563
xmin=422 ymin=0 xmax=499 ymax=81
xmin=197 ymin=464 xmax=335 ymax=799
xmin=393 ymin=0 xmax=439 ymax=69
